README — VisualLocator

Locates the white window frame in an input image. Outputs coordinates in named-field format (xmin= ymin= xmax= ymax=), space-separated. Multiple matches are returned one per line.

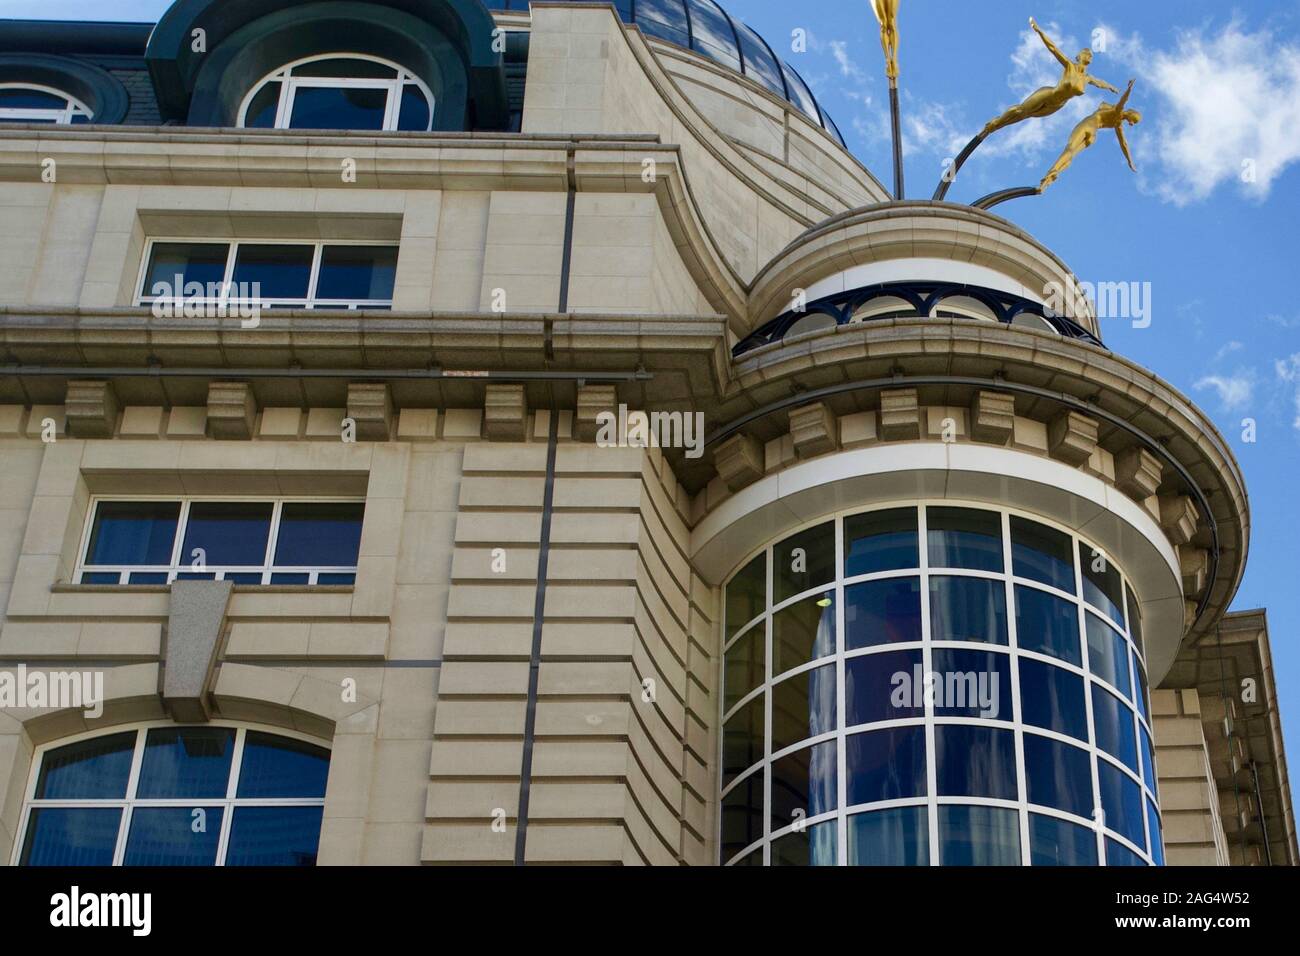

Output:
xmin=0 ymin=82 xmax=93 ymax=124
xmin=134 ymin=238 xmax=399 ymax=311
xmin=12 ymin=722 xmax=329 ymax=867
xmin=74 ymin=495 xmax=366 ymax=586
xmin=237 ymin=52 xmax=434 ymax=132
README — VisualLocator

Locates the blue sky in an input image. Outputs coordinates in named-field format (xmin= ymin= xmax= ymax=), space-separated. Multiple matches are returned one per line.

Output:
xmin=2 ymin=0 xmax=1298 ymax=771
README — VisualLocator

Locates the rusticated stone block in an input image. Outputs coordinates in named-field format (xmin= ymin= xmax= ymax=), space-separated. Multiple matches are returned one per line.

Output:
xmin=64 ymin=380 xmax=119 ymax=438
xmin=878 ymin=388 xmax=920 ymax=441
xmin=714 ymin=433 xmax=764 ymax=491
xmin=206 ymin=382 xmax=256 ymax=440
xmin=1047 ymin=410 xmax=1098 ymax=466
xmin=970 ymin=390 xmax=1015 ymax=444
xmin=347 ymin=382 xmax=393 ymax=441
xmin=1158 ymin=495 xmax=1199 ymax=546
xmin=1115 ymin=446 xmax=1163 ymax=500
xmin=788 ymin=402 xmax=838 ymax=459
xmin=483 ymin=384 xmax=527 ymax=441
xmin=1179 ymin=546 xmax=1208 ymax=596
xmin=576 ymin=385 xmax=617 ymax=442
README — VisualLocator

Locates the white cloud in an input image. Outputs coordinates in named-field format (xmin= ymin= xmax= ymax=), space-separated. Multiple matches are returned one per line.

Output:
xmin=1099 ymin=20 xmax=1300 ymax=204
xmin=1213 ymin=340 xmax=1244 ymax=362
xmin=828 ymin=39 xmax=867 ymax=83
xmin=1195 ymin=371 xmax=1255 ymax=411
xmin=1277 ymin=355 xmax=1300 ymax=431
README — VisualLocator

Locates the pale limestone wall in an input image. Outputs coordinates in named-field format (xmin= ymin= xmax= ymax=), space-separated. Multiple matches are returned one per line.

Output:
xmin=1152 ymin=688 xmax=1230 ymax=865
xmin=423 ymin=439 xmax=715 ymax=865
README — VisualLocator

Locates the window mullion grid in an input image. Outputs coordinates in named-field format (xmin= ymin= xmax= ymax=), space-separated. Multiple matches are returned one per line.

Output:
xmin=834 ymin=514 xmax=847 ymax=866
xmin=1002 ymin=510 xmax=1031 ymax=866
xmin=277 ymin=79 xmax=295 ymax=130
xmin=216 ymin=728 xmax=248 ymax=866
xmin=221 ymin=242 xmax=238 ymax=308
xmin=112 ymin=729 xmax=147 ymax=866
xmin=1073 ymin=529 xmax=1107 ymax=865
xmin=918 ymin=505 xmax=939 ymax=866
xmin=264 ymin=499 xmax=285 ymax=585
xmin=762 ymin=542 xmax=772 ymax=866
xmin=168 ymin=500 xmax=192 ymax=581
xmin=305 ymin=242 xmax=324 ymax=307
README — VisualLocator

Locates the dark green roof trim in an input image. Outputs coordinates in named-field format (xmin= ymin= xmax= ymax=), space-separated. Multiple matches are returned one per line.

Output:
xmin=145 ymin=0 xmax=508 ymax=129
xmin=0 ymin=20 xmax=152 ymax=57
xmin=0 ymin=52 xmax=131 ymax=124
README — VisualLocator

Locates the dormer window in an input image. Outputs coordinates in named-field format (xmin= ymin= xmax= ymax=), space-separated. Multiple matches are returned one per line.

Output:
xmin=238 ymin=54 xmax=433 ymax=132
xmin=0 ymin=83 xmax=93 ymax=124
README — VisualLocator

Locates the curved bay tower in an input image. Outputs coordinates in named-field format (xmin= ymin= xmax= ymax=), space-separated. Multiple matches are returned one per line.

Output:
xmin=0 ymin=1 xmax=1292 ymax=868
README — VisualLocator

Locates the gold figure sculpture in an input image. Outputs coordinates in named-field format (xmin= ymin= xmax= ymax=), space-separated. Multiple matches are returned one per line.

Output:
xmin=870 ymin=0 xmax=901 ymax=84
xmin=1039 ymin=79 xmax=1141 ymax=190
xmin=981 ymin=17 xmax=1121 ymax=137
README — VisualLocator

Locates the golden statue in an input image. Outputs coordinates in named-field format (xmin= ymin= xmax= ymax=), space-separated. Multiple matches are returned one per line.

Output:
xmin=871 ymin=0 xmax=901 ymax=84
xmin=1040 ymin=80 xmax=1141 ymax=190
xmin=981 ymin=17 xmax=1121 ymax=137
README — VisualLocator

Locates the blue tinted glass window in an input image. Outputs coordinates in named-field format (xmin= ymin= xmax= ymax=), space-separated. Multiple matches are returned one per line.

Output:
xmin=845 ymin=508 xmax=918 ymax=576
xmin=931 ymin=648 xmax=1011 ymax=721
xmin=1023 ymin=733 xmax=1093 ymax=817
xmin=231 ymin=243 xmax=313 ymax=299
xmin=1029 ymin=812 xmax=1098 ymax=865
xmin=123 ymin=807 xmax=224 ymax=866
xmin=1147 ymin=799 xmax=1164 ymax=866
xmin=1010 ymin=516 xmax=1075 ymax=591
xmin=724 ymin=624 xmax=763 ymax=712
xmin=396 ymin=85 xmax=430 ymax=131
xmin=35 ymin=732 xmax=136 ymax=799
xmin=772 ymin=593 xmax=835 ymax=675
xmin=288 ymin=86 xmax=387 ymax=130
xmin=181 ymin=502 xmax=272 ymax=567
xmin=316 ymin=572 xmax=356 ymax=585
xmin=822 ymin=110 xmax=846 ymax=146
xmin=86 ymin=501 xmax=180 ymax=567
xmin=722 ymin=694 xmax=763 ymax=787
xmin=273 ymin=502 xmax=364 ymax=567
xmin=237 ymin=732 xmax=330 ymax=798
xmin=0 ymin=88 xmax=66 ymax=109
xmin=938 ymin=805 xmax=1020 ymax=866
xmin=81 ymin=572 xmax=121 ymax=584
xmin=720 ymin=773 xmax=763 ymax=862
xmin=1098 ymin=760 xmax=1146 ymax=849
xmin=129 ymin=572 xmax=168 ymax=584
xmin=732 ymin=19 xmax=786 ymax=96
xmin=20 ymin=808 xmax=121 ymax=865
xmin=1080 ymin=542 xmax=1125 ymax=626
xmin=243 ymin=82 xmax=279 ymax=128
xmin=771 ymin=741 xmax=837 ymax=832
xmin=1014 ymin=585 xmax=1080 ymax=664
xmin=847 ymin=726 xmax=926 ymax=805
xmin=928 ymin=507 xmax=1003 ymax=571
xmin=270 ymin=572 xmax=310 ymax=584
xmin=935 ymin=725 xmax=1017 ymax=799
xmin=1092 ymin=684 xmax=1138 ymax=773
xmin=845 ymin=577 xmax=921 ymax=649
xmin=848 ymin=806 xmax=929 ymax=865
xmin=846 ymin=649 xmax=923 ymax=726
xmin=780 ymin=61 xmax=820 ymax=121
xmin=316 ymin=246 xmax=397 ymax=302
xmin=1126 ymin=585 xmax=1145 ymax=658
xmin=1086 ymin=612 xmax=1132 ymax=698
xmin=770 ymin=819 xmax=837 ymax=865
xmin=771 ymin=664 xmax=836 ymax=754
xmin=774 ymin=521 xmax=834 ymax=603
xmin=636 ymin=0 xmax=691 ymax=49
xmin=1019 ymin=659 xmax=1088 ymax=741
xmin=929 ymin=576 xmax=1008 ymax=644
xmin=1140 ymin=724 xmax=1157 ymax=796
xmin=685 ymin=0 xmax=741 ymax=71
xmin=225 ymin=806 xmax=323 ymax=866
xmin=1134 ymin=660 xmax=1150 ymax=720
xmin=142 ymin=243 xmax=228 ymax=298
xmin=137 ymin=727 xmax=236 ymax=799
xmin=725 ymin=553 xmax=765 ymax=639
xmin=1105 ymin=838 xmax=1146 ymax=866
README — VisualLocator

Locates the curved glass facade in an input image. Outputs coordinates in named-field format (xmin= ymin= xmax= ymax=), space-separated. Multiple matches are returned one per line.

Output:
xmin=720 ymin=503 xmax=1162 ymax=866
xmin=490 ymin=0 xmax=844 ymax=145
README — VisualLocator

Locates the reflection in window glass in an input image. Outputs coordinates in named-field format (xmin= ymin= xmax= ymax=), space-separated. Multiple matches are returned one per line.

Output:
xmin=225 ymin=806 xmax=323 ymax=866
xmin=1140 ymin=725 xmax=1157 ymax=797
xmin=21 ymin=808 xmax=122 ymax=865
xmin=844 ymin=508 xmax=918 ymax=576
xmin=774 ymin=521 xmax=835 ymax=604
xmin=931 ymin=648 xmax=1011 ymax=721
xmin=772 ymin=593 xmax=835 ymax=676
xmin=237 ymin=732 xmax=330 ymax=798
xmin=1092 ymin=685 xmax=1138 ymax=773
xmin=124 ymin=807 xmax=224 ymax=866
xmin=1105 ymin=838 xmax=1146 ymax=867
xmin=232 ymin=243 xmax=314 ymax=299
xmin=1023 ymin=734 xmax=1093 ymax=818
xmin=1086 ymin=613 xmax=1132 ymax=699
xmin=935 ymin=725 xmax=1017 ymax=800
xmin=938 ymin=805 xmax=1020 ymax=866
xmin=137 ymin=728 xmax=236 ymax=799
xmin=771 ymin=665 xmax=836 ymax=754
xmin=181 ymin=502 xmax=273 ymax=567
xmin=845 ymin=577 xmax=921 ymax=649
xmin=848 ymin=806 xmax=930 ymax=865
xmin=724 ymin=625 xmax=764 ymax=712
xmin=1098 ymin=761 xmax=1146 ymax=849
xmin=847 ymin=727 xmax=926 ymax=805
xmin=928 ymin=507 xmax=1003 ymax=572
xmin=1019 ymin=659 xmax=1088 ymax=741
xmin=722 ymin=695 xmax=764 ymax=787
xmin=1010 ymin=516 xmax=1075 ymax=592
xmin=274 ymin=503 xmax=365 ymax=567
xmin=1126 ymin=585 xmax=1145 ymax=659
xmin=316 ymin=245 xmax=398 ymax=302
xmin=1014 ymin=585 xmax=1080 ymax=665
xmin=770 ymin=741 xmax=837 ymax=834
xmin=725 ymin=553 xmax=766 ymax=639
xmin=1029 ymin=813 xmax=1098 ymax=865
xmin=1080 ymin=541 xmax=1125 ymax=627
xmin=846 ymin=649 xmax=923 ymax=726
xmin=34 ymin=733 xmax=136 ymax=799
xmin=141 ymin=242 xmax=228 ymax=297
xmin=721 ymin=773 xmax=763 ymax=862
xmin=929 ymin=576 xmax=1008 ymax=644
xmin=85 ymin=502 xmax=180 ymax=567
xmin=1147 ymin=800 xmax=1165 ymax=866
xmin=770 ymin=819 xmax=837 ymax=866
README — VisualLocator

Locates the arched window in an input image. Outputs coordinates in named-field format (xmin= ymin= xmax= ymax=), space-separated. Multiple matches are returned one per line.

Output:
xmin=238 ymin=54 xmax=434 ymax=132
xmin=16 ymin=725 xmax=329 ymax=866
xmin=0 ymin=83 xmax=93 ymax=125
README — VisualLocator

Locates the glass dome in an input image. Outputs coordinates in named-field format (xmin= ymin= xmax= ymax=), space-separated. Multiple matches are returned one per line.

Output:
xmin=491 ymin=0 xmax=845 ymax=146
